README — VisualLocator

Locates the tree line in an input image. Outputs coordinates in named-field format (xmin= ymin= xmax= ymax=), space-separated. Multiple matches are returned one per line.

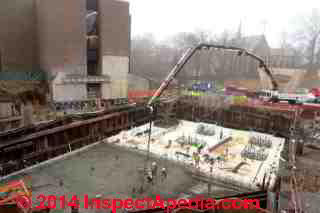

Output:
xmin=130 ymin=8 xmax=320 ymax=84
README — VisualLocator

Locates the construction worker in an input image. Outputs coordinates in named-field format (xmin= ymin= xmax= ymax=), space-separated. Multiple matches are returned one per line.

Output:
xmin=186 ymin=146 xmax=191 ymax=155
xmin=166 ymin=140 xmax=172 ymax=149
xmin=160 ymin=167 xmax=167 ymax=182
xmin=196 ymin=153 xmax=200 ymax=169
xmin=151 ymin=162 xmax=158 ymax=177
xmin=151 ymin=162 xmax=158 ymax=184
xmin=193 ymin=152 xmax=200 ymax=169
xmin=192 ymin=152 xmax=196 ymax=164
xmin=147 ymin=170 xmax=153 ymax=184
xmin=197 ymin=144 xmax=203 ymax=154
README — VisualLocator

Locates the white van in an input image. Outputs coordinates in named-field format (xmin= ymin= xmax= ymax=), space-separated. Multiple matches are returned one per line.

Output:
xmin=258 ymin=89 xmax=315 ymax=104
xmin=258 ymin=90 xmax=278 ymax=101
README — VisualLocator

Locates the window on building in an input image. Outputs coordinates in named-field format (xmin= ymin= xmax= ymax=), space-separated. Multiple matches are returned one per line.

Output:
xmin=87 ymin=0 xmax=97 ymax=11
xmin=87 ymin=83 xmax=101 ymax=99
xmin=87 ymin=62 xmax=98 ymax=75
xmin=87 ymin=0 xmax=100 ymax=76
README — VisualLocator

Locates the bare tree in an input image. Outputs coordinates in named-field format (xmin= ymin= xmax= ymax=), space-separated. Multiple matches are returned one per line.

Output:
xmin=210 ymin=30 xmax=235 ymax=77
xmin=131 ymin=33 xmax=158 ymax=77
xmin=277 ymin=31 xmax=304 ymax=68
xmin=169 ymin=30 xmax=213 ymax=51
xmin=131 ymin=34 xmax=178 ymax=81
xmin=293 ymin=8 xmax=320 ymax=73
xmin=131 ymin=29 xmax=245 ymax=86
xmin=169 ymin=30 xmax=216 ymax=85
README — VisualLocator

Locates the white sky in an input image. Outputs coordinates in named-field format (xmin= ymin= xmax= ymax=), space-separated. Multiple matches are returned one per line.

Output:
xmin=127 ymin=0 xmax=319 ymax=47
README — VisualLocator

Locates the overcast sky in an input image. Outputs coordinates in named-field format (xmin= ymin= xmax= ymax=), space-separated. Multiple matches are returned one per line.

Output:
xmin=127 ymin=0 xmax=319 ymax=47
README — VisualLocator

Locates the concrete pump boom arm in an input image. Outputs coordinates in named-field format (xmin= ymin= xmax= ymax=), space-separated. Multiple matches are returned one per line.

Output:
xmin=147 ymin=43 xmax=278 ymax=108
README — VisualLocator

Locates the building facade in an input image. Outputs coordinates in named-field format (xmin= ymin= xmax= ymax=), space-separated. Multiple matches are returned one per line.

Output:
xmin=0 ymin=0 xmax=38 ymax=71
xmin=0 ymin=0 xmax=130 ymax=103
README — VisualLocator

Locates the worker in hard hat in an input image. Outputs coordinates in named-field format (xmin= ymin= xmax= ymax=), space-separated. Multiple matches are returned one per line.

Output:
xmin=151 ymin=162 xmax=158 ymax=177
xmin=151 ymin=162 xmax=158 ymax=184
xmin=192 ymin=152 xmax=200 ymax=169
xmin=147 ymin=170 xmax=153 ymax=184
xmin=160 ymin=167 xmax=167 ymax=182
xmin=195 ymin=154 xmax=200 ymax=169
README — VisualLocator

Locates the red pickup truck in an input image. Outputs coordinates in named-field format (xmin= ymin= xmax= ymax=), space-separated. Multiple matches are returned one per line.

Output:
xmin=311 ymin=88 xmax=320 ymax=97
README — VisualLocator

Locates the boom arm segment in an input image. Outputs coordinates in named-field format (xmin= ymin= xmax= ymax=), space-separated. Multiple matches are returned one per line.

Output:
xmin=147 ymin=43 xmax=278 ymax=108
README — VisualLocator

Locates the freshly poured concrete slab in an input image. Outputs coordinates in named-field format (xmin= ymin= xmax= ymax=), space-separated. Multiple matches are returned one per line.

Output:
xmin=0 ymin=140 xmax=239 ymax=213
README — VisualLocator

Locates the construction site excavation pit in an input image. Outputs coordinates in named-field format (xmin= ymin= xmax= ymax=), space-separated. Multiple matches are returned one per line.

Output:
xmin=0 ymin=121 xmax=285 ymax=213
xmin=0 ymin=133 xmax=245 ymax=213
xmin=110 ymin=120 xmax=285 ymax=191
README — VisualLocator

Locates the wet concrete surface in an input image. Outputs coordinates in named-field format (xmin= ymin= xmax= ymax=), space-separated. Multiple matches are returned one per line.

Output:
xmin=1 ymin=142 xmax=240 ymax=213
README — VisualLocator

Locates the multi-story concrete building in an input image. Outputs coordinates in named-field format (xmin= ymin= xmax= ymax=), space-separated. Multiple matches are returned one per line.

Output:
xmin=0 ymin=0 xmax=130 ymax=103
